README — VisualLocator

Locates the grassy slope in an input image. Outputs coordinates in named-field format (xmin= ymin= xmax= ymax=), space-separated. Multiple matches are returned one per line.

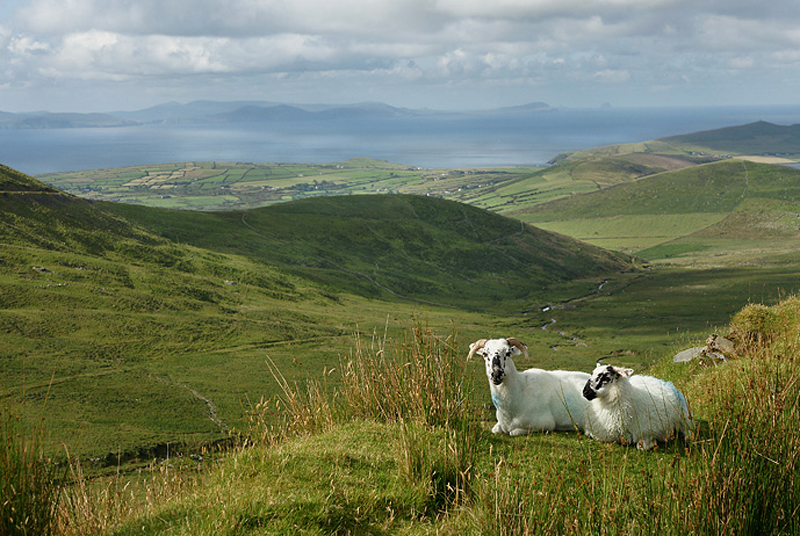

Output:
xmin=6 ymin=158 xmax=800 ymax=465
xmin=104 ymin=194 xmax=635 ymax=313
xmin=0 ymin=167 xmax=359 ymax=459
xmin=8 ymin=121 xmax=800 ymax=466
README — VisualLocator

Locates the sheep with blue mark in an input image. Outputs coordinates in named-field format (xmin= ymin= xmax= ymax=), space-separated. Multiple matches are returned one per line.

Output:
xmin=468 ymin=338 xmax=591 ymax=436
xmin=582 ymin=364 xmax=694 ymax=450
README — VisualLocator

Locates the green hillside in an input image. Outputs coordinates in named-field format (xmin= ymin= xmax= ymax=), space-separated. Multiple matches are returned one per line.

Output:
xmin=513 ymin=160 xmax=800 ymax=262
xmin=0 ymin=167 xmax=358 ymax=460
xmin=0 ymin=165 xmax=636 ymax=464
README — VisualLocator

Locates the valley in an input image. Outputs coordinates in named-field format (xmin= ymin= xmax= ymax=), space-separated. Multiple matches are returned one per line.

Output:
xmin=5 ymin=121 xmax=800 ymax=464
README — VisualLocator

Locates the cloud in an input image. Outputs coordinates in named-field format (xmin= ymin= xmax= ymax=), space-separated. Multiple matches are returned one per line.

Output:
xmin=3 ymin=0 xmax=800 ymax=110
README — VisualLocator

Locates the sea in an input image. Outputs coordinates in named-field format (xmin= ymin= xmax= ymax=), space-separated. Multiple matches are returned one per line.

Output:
xmin=3 ymin=105 xmax=800 ymax=175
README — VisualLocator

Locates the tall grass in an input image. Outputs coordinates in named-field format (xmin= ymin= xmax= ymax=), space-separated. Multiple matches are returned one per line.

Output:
xmin=56 ymin=454 xmax=197 ymax=536
xmin=1 ymin=404 xmax=61 ymax=536
xmin=338 ymin=322 xmax=473 ymax=428
xmin=687 ymin=301 xmax=800 ymax=535
xmin=252 ymin=321 xmax=476 ymax=436
xmin=465 ymin=435 xmax=694 ymax=535
xmin=251 ymin=320 xmax=480 ymax=514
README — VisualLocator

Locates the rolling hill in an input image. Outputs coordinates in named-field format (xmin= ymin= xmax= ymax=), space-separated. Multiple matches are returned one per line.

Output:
xmin=0 ymin=164 xmax=636 ymax=462
xmin=553 ymin=120 xmax=800 ymax=163
xmin=103 ymin=193 xmax=636 ymax=312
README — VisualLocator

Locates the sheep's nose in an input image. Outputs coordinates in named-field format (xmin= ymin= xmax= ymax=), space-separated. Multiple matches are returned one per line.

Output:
xmin=582 ymin=383 xmax=597 ymax=400
xmin=490 ymin=356 xmax=504 ymax=384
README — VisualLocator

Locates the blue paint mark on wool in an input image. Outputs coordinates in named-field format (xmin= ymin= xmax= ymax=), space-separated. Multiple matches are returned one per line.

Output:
xmin=492 ymin=393 xmax=500 ymax=409
xmin=661 ymin=379 xmax=690 ymax=415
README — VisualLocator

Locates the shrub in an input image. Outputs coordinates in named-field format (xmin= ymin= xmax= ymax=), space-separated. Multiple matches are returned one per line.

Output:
xmin=729 ymin=303 xmax=778 ymax=345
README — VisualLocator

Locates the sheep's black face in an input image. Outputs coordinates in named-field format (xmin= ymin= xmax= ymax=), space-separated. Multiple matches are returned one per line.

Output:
xmin=490 ymin=355 xmax=505 ymax=385
xmin=583 ymin=365 xmax=620 ymax=400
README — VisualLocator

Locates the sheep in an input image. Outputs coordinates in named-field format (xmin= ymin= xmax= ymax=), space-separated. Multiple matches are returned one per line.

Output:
xmin=468 ymin=338 xmax=591 ymax=436
xmin=582 ymin=364 xmax=693 ymax=450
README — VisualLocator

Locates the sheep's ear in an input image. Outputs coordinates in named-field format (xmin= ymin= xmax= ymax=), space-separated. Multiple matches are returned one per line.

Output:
xmin=507 ymin=337 xmax=529 ymax=359
xmin=616 ymin=367 xmax=634 ymax=378
xmin=467 ymin=339 xmax=487 ymax=360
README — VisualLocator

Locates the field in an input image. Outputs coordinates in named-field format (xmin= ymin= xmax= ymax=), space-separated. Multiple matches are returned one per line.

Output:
xmin=1 ymin=169 xmax=638 ymax=465
xmin=37 ymin=159 xmax=543 ymax=211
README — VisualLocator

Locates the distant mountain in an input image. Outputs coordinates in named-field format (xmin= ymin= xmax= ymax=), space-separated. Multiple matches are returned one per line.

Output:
xmin=0 ymin=100 xmax=554 ymax=128
xmin=661 ymin=121 xmax=800 ymax=156
xmin=0 ymin=111 xmax=137 ymax=129
xmin=169 ymin=102 xmax=417 ymax=124
xmin=111 ymin=100 xmax=283 ymax=122
xmin=493 ymin=102 xmax=555 ymax=114
xmin=207 ymin=104 xmax=316 ymax=123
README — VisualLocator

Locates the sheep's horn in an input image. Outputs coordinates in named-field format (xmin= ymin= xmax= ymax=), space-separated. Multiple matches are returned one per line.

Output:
xmin=467 ymin=339 xmax=487 ymax=360
xmin=507 ymin=337 xmax=529 ymax=359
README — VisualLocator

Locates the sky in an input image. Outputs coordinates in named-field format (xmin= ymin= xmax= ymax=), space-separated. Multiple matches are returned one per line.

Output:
xmin=1 ymin=0 xmax=800 ymax=113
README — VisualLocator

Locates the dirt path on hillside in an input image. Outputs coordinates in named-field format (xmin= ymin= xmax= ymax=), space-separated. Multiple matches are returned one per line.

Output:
xmin=148 ymin=373 xmax=229 ymax=433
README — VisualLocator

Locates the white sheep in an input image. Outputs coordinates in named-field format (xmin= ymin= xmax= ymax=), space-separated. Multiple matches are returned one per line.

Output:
xmin=582 ymin=364 xmax=693 ymax=450
xmin=468 ymin=338 xmax=591 ymax=436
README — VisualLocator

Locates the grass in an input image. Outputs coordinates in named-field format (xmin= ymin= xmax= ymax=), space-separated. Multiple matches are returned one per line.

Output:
xmin=6 ymin=157 xmax=800 ymax=470
xmin=6 ymin=142 xmax=800 ymax=533
xmin=529 ymin=213 xmax=728 ymax=254
xmin=5 ymin=118 xmax=800 ymax=534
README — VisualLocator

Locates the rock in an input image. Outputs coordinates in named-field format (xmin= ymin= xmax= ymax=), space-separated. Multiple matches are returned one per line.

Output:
xmin=673 ymin=346 xmax=706 ymax=363
xmin=706 ymin=333 xmax=735 ymax=355
xmin=673 ymin=333 xmax=736 ymax=364
xmin=698 ymin=351 xmax=727 ymax=366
